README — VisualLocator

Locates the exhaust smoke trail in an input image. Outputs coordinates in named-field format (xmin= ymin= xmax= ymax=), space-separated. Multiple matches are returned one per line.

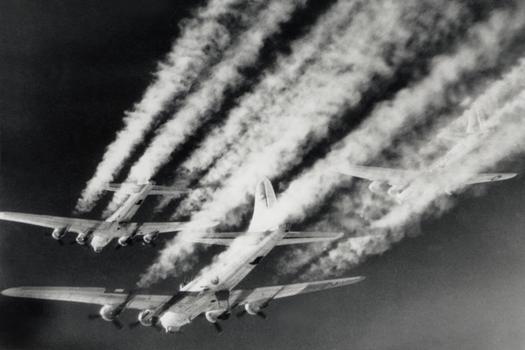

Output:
xmin=105 ymin=0 xmax=305 ymax=216
xmin=75 ymin=0 xmax=259 ymax=213
xmin=137 ymin=0 xmax=466 ymax=287
xmin=154 ymin=0 xmax=364 ymax=213
xmin=172 ymin=0 xmax=468 ymax=219
xmin=304 ymin=88 xmax=525 ymax=279
xmin=285 ymin=57 xmax=525 ymax=279
xmin=177 ymin=1 xmax=362 ymax=177
xmin=260 ymin=8 xmax=525 ymax=278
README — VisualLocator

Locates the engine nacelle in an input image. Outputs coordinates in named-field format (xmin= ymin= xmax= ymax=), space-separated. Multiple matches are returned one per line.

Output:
xmin=99 ymin=305 xmax=119 ymax=322
xmin=368 ymin=181 xmax=384 ymax=195
xmin=143 ymin=231 xmax=159 ymax=244
xmin=205 ymin=310 xmax=226 ymax=324
xmin=387 ymin=186 xmax=403 ymax=198
xmin=118 ymin=236 xmax=130 ymax=247
xmin=51 ymin=227 xmax=67 ymax=240
xmin=76 ymin=233 xmax=88 ymax=245
xmin=244 ymin=303 xmax=262 ymax=316
xmin=138 ymin=309 xmax=154 ymax=327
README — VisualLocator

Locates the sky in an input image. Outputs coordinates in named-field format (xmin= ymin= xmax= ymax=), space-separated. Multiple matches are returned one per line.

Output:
xmin=1 ymin=0 xmax=525 ymax=349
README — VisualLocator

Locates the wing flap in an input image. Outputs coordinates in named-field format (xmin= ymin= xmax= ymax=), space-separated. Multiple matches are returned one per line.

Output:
xmin=277 ymin=231 xmax=343 ymax=245
xmin=230 ymin=276 xmax=365 ymax=306
xmin=139 ymin=220 xmax=218 ymax=234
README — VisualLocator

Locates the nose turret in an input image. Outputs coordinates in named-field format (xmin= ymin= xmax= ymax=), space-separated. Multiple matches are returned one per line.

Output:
xmin=159 ymin=311 xmax=190 ymax=333
xmin=90 ymin=235 xmax=111 ymax=253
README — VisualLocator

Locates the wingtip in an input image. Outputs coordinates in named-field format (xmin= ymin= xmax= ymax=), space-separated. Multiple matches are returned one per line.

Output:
xmin=1 ymin=287 xmax=20 ymax=297
xmin=354 ymin=275 xmax=366 ymax=283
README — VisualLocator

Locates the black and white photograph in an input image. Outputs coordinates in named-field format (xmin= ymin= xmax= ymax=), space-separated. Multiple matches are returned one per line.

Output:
xmin=1 ymin=0 xmax=524 ymax=349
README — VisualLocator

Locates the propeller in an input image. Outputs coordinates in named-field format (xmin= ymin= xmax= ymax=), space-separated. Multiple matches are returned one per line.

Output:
xmin=112 ymin=319 xmax=124 ymax=330
xmin=142 ymin=240 xmax=156 ymax=247
xmin=212 ymin=322 xmax=223 ymax=333
xmin=46 ymin=232 xmax=65 ymax=246
xmin=256 ymin=311 xmax=267 ymax=319
xmin=236 ymin=309 xmax=266 ymax=319
xmin=87 ymin=313 xmax=123 ymax=330
xmin=128 ymin=320 xmax=141 ymax=329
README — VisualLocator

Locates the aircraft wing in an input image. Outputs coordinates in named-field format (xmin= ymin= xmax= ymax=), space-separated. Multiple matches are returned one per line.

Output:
xmin=337 ymin=164 xmax=418 ymax=185
xmin=0 ymin=211 xmax=101 ymax=234
xmin=230 ymin=276 xmax=365 ymax=306
xmin=277 ymin=231 xmax=343 ymax=245
xmin=463 ymin=172 xmax=517 ymax=185
xmin=180 ymin=231 xmax=343 ymax=246
xmin=1 ymin=287 xmax=171 ymax=310
xmin=138 ymin=221 xmax=218 ymax=234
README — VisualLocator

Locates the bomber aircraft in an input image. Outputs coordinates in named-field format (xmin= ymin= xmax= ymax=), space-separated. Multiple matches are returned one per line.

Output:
xmin=1 ymin=178 xmax=366 ymax=333
xmin=337 ymin=109 xmax=516 ymax=202
xmin=0 ymin=182 xmax=213 ymax=252
xmin=337 ymin=164 xmax=516 ymax=203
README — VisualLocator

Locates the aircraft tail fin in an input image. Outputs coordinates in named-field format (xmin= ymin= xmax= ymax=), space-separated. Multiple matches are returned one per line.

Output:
xmin=466 ymin=108 xmax=486 ymax=134
xmin=248 ymin=178 xmax=277 ymax=232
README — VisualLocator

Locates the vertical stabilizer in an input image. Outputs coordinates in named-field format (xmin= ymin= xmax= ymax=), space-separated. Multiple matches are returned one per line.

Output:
xmin=248 ymin=177 xmax=277 ymax=232
xmin=466 ymin=108 xmax=486 ymax=134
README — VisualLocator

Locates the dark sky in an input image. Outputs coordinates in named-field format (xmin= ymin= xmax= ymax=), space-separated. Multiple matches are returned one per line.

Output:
xmin=1 ymin=1 xmax=524 ymax=349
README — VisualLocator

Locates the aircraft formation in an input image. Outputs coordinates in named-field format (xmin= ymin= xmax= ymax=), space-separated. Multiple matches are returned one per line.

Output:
xmin=0 ymin=106 xmax=517 ymax=334
xmin=0 ymin=178 xmax=365 ymax=333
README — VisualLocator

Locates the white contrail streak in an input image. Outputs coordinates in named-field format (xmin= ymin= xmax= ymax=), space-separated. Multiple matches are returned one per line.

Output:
xmin=178 ymin=1 xmax=362 ymax=177
xmin=172 ymin=0 xmax=466 ymax=219
xmin=154 ymin=0 xmax=362 ymax=212
xmin=289 ymin=57 xmax=525 ymax=279
xmin=75 ymin=0 xmax=257 ymax=213
xmin=304 ymin=88 xmax=525 ymax=279
xmin=137 ymin=0 xmax=465 ymax=287
xmin=105 ymin=0 xmax=304 ymax=216
xmin=176 ymin=2 xmax=518 ymax=221
xmin=267 ymin=8 xmax=525 ymax=278
xmin=152 ymin=1 xmax=364 ymax=210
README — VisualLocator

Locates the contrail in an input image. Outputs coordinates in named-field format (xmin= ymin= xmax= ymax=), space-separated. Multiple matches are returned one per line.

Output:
xmin=261 ymin=8 xmax=525 ymax=278
xmin=284 ymin=57 xmax=525 ymax=279
xmin=137 ymin=0 xmax=465 ymax=287
xmin=174 ymin=2 xmax=518 ymax=222
xmin=177 ymin=1 xmax=362 ymax=178
xmin=171 ymin=0 xmax=467 ymax=220
xmin=304 ymin=88 xmax=525 ymax=279
xmin=105 ymin=0 xmax=305 ymax=216
xmin=75 ymin=0 xmax=261 ymax=213
xmin=153 ymin=0 xmax=363 ymax=212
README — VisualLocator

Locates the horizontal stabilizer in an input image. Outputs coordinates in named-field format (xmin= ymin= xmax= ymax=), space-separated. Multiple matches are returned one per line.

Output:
xmin=180 ymin=231 xmax=343 ymax=246
xmin=104 ymin=183 xmax=190 ymax=196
